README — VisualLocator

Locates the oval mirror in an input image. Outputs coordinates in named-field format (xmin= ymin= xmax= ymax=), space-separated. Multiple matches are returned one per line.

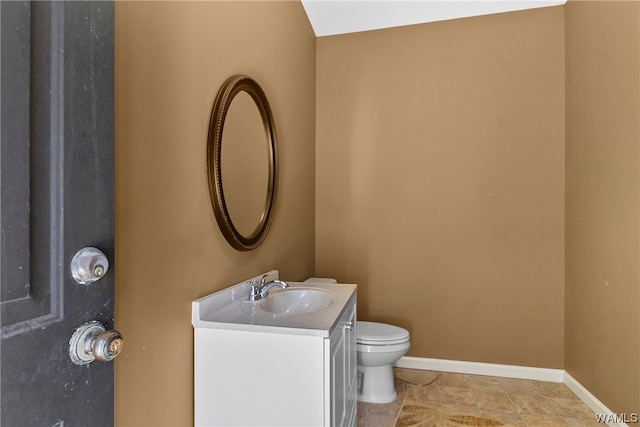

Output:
xmin=207 ymin=75 xmax=279 ymax=251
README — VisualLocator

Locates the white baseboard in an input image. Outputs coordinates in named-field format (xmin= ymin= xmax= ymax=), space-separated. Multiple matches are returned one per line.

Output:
xmin=395 ymin=356 xmax=630 ymax=427
xmin=564 ymin=372 xmax=629 ymax=427
xmin=396 ymin=356 xmax=565 ymax=382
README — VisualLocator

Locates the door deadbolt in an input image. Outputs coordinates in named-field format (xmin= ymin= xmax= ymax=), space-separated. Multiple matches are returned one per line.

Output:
xmin=70 ymin=247 xmax=109 ymax=285
xmin=69 ymin=321 xmax=123 ymax=365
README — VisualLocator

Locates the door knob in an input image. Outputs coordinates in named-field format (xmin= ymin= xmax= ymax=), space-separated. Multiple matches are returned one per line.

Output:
xmin=345 ymin=321 xmax=354 ymax=331
xmin=69 ymin=321 xmax=123 ymax=365
xmin=70 ymin=247 xmax=109 ymax=285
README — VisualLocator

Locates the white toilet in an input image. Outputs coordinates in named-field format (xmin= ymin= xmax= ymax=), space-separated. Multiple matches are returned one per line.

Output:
xmin=356 ymin=321 xmax=410 ymax=403
xmin=303 ymin=278 xmax=410 ymax=404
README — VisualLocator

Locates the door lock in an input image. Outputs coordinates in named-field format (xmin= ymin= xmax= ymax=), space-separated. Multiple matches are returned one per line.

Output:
xmin=69 ymin=321 xmax=123 ymax=365
xmin=70 ymin=247 xmax=109 ymax=285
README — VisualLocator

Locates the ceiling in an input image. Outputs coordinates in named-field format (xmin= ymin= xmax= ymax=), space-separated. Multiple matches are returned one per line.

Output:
xmin=300 ymin=0 xmax=566 ymax=37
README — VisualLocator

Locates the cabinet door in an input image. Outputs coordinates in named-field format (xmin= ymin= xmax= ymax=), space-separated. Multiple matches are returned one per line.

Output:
xmin=330 ymin=301 xmax=357 ymax=427
xmin=345 ymin=306 xmax=357 ymax=426
xmin=330 ymin=314 xmax=347 ymax=427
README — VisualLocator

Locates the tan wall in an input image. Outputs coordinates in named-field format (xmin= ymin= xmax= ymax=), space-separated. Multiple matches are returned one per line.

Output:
xmin=565 ymin=0 xmax=640 ymax=414
xmin=316 ymin=7 xmax=566 ymax=368
xmin=114 ymin=2 xmax=316 ymax=425
xmin=113 ymin=0 xmax=640 ymax=422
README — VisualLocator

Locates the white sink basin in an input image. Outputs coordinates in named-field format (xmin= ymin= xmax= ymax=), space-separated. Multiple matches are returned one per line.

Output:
xmin=192 ymin=271 xmax=357 ymax=336
xmin=259 ymin=288 xmax=338 ymax=316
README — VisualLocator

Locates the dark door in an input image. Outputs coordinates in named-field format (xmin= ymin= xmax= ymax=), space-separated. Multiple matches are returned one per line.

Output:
xmin=1 ymin=2 xmax=116 ymax=425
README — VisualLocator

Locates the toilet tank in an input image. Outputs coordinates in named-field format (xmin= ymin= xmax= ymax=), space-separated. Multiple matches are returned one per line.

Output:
xmin=304 ymin=277 xmax=338 ymax=284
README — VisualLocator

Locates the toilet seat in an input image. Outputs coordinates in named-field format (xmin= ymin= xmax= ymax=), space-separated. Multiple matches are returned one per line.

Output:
xmin=357 ymin=341 xmax=411 ymax=354
xmin=357 ymin=321 xmax=410 ymax=346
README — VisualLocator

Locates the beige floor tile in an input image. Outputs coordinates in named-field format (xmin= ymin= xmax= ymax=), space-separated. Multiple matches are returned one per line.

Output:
xmin=358 ymin=371 xmax=598 ymax=427
xmin=367 ymin=410 xmax=401 ymax=427
xmin=358 ymin=410 xmax=368 ymax=427
xmin=509 ymin=392 xmax=558 ymax=416
xmin=396 ymin=379 xmax=406 ymax=399
xmin=536 ymin=382 xmax=580 ymax=400
xmin=498 ymin=377 xmax=543 ymax=395
xmin=366 ymin=400 xmax=403 ymax=427
xmin=472 ymin=389 xmax=517 ymax=411
xmin=561 ymin=415 xmax=602 ymax=426
xmin=358 ymin=401 xmax=371 ymax=415
xmin=548 ymin=397 xmax=595 ymax=419
xmin=437 ymin=386 xmax=476 ymax=406
xmin=480 ymin=408 xmax=527 ymax=425
xmin=465 ymin=374 xmax=503 ymax=392
xmin=367 ymin=398 xmax=404 ymax=415
xmin=395 ymin=400 xmax=506 ymax=427
xmin=435 ymin=403 xmax=504 ymax=427
xmin=437 ymin=402 xmax=483 ymax=417
xmin=405 ymin=383 xmax=439 ymax=403
xmin=520 ymin=413 xmax=568 ymax=426
xmin=435 ymin=372 xmax=470 ymax=389
xmin=394 ymin=367 xmax=404 ymax=381
xmin=394 ymin=399 xmax=440 ymax=427
xmin=401 ymin=368 xmax=439 ymax=386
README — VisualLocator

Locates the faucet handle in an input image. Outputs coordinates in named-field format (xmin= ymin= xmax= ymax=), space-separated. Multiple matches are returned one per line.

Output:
xmin=248 ymin=280 xmax=260 ymax=301
xmin=248 ymin=275 xmax=281 ymax=301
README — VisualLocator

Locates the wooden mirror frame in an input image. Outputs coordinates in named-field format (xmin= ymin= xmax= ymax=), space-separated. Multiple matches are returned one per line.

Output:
xmin=207 ymin=75 xmax=279 ymax=251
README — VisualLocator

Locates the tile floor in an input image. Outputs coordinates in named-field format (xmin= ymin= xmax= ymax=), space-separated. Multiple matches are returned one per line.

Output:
xmin=357 ymin=368 xmax=601 ymax=427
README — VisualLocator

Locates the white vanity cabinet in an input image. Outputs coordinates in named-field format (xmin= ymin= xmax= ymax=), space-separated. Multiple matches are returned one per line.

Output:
xmin=328 ymin=299 xmax=358 ymax=427
xmin=193 ymin=278 xmax=357 ymax=427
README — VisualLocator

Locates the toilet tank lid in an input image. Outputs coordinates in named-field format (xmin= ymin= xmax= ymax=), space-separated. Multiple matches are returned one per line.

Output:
xmin=303 ymin=277 xmax=338 ymax=284
xmin=357 ymin=321 xmax=409 ymax=342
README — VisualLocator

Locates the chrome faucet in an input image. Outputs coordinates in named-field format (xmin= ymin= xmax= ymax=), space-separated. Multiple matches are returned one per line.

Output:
xmin=248 ymin=275 xmax=289 ymax=301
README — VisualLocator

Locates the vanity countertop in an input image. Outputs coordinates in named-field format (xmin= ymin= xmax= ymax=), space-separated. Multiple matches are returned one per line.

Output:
xmin=191 ymin=271 xmax=357 ymax=337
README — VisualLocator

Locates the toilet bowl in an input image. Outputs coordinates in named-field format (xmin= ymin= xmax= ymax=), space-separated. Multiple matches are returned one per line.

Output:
xmin=302 ymin=279 xmax=410 ymax=404
xmin=357 ymin=321 xmax=410 ymax=404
